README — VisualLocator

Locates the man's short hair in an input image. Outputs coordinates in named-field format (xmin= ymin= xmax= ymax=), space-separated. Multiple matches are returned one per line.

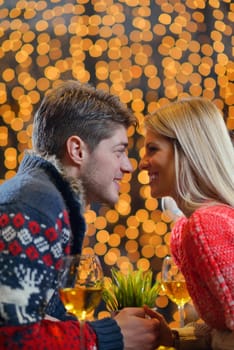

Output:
xmin=33 ymin=80 xmax=137 ymax=158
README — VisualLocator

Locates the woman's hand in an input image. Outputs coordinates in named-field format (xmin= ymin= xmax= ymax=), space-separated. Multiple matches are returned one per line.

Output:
xmin=144 ymin=305 xmax=174 ymax=347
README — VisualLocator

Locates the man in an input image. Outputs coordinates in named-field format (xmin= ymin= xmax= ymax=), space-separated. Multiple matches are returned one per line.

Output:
xmin=0 ymin=81 xmax=160 ymax=350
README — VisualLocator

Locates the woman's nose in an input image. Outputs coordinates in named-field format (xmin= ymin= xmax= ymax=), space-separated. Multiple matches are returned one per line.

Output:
xmin=139 ymin=157 xmax=149 ymax=170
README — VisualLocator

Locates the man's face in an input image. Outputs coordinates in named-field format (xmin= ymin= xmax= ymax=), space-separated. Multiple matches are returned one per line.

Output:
xmin=80 ymin=125 xmax=133 ymax=205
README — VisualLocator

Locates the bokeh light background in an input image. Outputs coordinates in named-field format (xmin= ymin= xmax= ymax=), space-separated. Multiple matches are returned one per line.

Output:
xmin=0 ymin=0 xmax=233 ymax=326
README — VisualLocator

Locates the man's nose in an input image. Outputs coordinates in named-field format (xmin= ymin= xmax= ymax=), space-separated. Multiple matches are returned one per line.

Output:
xmin=122 ymin=156 xmax=134 ymax=173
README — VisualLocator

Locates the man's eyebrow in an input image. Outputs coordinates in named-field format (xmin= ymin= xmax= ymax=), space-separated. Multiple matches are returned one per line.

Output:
xmin=116 ymin=142 xmax=128 ymax=147
xmin=113 ymin=142 xmax=129 ymax=149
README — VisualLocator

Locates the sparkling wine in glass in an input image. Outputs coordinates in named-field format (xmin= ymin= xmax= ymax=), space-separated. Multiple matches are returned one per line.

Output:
xmin=59 ymin=254 xmax=103 ymax=349
xmin=161 ymin=256 xmax=191 ymax=328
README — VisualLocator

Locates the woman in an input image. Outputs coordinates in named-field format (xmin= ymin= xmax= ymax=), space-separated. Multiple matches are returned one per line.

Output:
xmin=139 ymin=97 xmax=234 ymax=349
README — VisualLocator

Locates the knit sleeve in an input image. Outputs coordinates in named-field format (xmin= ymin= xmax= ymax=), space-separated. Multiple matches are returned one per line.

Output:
xmin=89 ymin=317 xmax=123 ymax=350
xmin=177 ymin=207 xmax=234 ymax=331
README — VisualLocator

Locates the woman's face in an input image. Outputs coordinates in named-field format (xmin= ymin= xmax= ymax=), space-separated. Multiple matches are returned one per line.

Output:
xmin=139 ymin=129 xmax=176 ymax=199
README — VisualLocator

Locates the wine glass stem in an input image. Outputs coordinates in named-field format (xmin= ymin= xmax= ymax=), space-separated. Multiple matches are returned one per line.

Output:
xmin=80 ymin=319 xmax=85 ymax=350
xmin=178 ymin=304 xmax=185 ymax=328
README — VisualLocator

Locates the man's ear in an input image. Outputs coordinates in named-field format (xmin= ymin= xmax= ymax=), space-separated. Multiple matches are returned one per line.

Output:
xmin=65 ymin=135 xmax=86 ymax=165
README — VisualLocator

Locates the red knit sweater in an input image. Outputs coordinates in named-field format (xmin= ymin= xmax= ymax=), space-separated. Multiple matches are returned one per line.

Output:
xmin=170 ymin=204 xmax=234 ymax=331
xmin=0 ymin=320 xmax=96 ymax=349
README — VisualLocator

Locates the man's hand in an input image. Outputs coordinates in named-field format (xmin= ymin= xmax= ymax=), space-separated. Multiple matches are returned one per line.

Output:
xmin=114 ymin=307 xmax=160 ymax=350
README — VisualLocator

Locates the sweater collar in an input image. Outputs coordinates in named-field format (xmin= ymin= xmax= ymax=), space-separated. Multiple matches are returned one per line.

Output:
xmin=19 ymin=151 xmax=86 ymax=254
xmin=21 ymin=150 xmax=86 ymax=210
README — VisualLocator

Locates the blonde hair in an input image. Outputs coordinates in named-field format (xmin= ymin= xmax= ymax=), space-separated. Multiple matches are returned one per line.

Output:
xmin=145 ymin=97 xmax=234 ymax=212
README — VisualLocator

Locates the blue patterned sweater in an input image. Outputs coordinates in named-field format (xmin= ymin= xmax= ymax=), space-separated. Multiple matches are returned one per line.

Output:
xmin=0 ymin=153 xmax=123 ymax=349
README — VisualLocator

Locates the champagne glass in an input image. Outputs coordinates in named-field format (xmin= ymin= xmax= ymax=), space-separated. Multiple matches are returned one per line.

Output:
xmin=161 ymin=256 xmax=191 ymax=328
xmin=59 ymin=254 xmax=103 ymax=349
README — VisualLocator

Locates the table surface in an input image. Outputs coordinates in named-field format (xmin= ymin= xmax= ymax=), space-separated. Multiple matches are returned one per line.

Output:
xmin=155 ymin=326 xmax=212 ymax=350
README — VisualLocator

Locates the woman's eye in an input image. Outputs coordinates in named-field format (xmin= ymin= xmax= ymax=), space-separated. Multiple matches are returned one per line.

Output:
xmin=147 ymin=146 xmax=158 ymax=153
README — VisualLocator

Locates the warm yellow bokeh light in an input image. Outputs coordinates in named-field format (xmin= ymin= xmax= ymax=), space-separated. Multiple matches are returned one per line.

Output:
xmin=0 ymin=0 xmax=232 ymax=327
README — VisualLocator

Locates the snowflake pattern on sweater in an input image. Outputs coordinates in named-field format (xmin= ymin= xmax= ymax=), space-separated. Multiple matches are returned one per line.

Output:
xmin=0 ymin=209 xmax=70 ymax=325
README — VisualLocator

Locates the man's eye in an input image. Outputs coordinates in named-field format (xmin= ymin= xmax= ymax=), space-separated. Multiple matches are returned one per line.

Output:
xmin=118 ymin=147 xmax=126 ymax=153
xmin=115 ymin=148 xmax=127 ymax=157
